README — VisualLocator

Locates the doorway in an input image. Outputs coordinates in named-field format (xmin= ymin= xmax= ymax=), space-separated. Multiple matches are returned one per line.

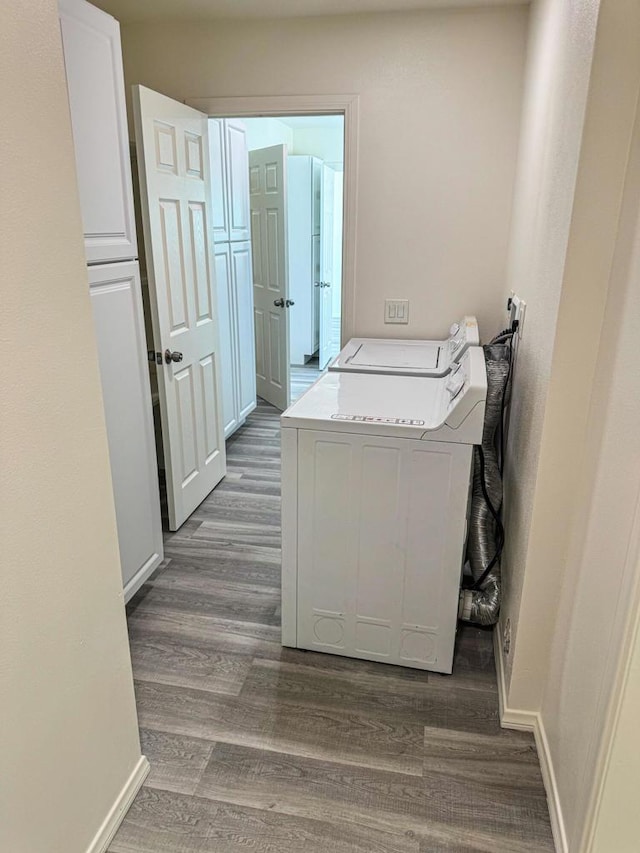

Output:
xmin=187 ymin=91 xmax=356 ymax=417
xmin=244 ymin=116 xmax=344 ymax=402
xmin=225 ymin=114 xmax=345 ymax=407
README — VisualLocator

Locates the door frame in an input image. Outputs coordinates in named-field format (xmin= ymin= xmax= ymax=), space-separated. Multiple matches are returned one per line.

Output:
xmin=186 ymin=94 xmax=359 ymax=345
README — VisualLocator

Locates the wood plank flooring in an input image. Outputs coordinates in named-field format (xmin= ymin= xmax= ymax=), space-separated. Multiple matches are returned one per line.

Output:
xmin=110 ymin=400 xmax=554 ymax=853
xmin=290 ymin=361 xmax=322 ymax=401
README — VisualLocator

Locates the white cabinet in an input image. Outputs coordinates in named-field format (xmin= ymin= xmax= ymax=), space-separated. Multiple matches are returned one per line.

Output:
xmin=59 ymin=0 xmax=137 ymax=264
xmin=60 ymin=0 xmax=163 ymax=599
xmin=209 ymin=119 xmax=230 ymax=244
xmin=89 ymin=262 xmax=163 ymax=597
xmin=209 ymin=118 xmax=251 ymax=244
xmin=214 ymin=242 xmax=257 ymax=438
xmin=288 ymin=156 xmax=323 ymax=365
xmin=209 ymin=118 xmax=256 ymax=437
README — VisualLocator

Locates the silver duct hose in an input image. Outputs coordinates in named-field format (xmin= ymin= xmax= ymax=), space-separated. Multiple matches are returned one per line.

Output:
xmin=459 ymin=343 xmax=511 ymax=626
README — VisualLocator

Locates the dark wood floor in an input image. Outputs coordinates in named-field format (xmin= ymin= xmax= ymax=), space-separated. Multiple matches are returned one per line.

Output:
xmin=110 ymin=400 xmax=554 ymax=853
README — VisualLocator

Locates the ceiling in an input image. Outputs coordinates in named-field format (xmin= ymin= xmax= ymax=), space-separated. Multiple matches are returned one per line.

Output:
xmin=94 ymin=0 xmax=528 ymax=24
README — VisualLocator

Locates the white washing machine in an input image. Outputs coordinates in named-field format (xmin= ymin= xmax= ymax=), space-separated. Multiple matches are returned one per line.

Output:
xmin=328 ymin=315 xmax=479 ymax=377
xmin=280 ymin=346 xmax=487 ymax=674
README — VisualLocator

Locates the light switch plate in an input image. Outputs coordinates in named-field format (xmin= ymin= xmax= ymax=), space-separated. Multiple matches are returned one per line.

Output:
xmin=384 ymin=299 xmax=409 ymax=324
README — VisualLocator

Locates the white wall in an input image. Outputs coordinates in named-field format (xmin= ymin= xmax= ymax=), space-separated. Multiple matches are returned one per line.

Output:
xmin=540 ymin=47 xmax=640 ymax=847
xmin=0 ymin=3 xmax=144 ymax=851
xmin=499 ymin=0 xmax=601 ymax=709
xmin=292 ymin=124 xmax=344 ymax=168
xmin=497 ymin=0 xmax=640 ymax=849
xmin=116 ymin=7 xmax=527 ymax=340
xmin=242 ymin=116 xmax=293 ymax=151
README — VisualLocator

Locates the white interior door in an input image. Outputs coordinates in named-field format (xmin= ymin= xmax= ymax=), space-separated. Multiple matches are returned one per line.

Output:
xmin=133 ymin=85 xmax=226 ymax=531
xmin=249 ymin=145 xmax=290 ymax=411
xmin=319 ymin=165 xmax=335 ymax=370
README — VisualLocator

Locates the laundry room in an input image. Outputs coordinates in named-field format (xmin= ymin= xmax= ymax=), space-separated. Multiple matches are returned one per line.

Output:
xmin=6 ymin=2 xmax=640 ymax=853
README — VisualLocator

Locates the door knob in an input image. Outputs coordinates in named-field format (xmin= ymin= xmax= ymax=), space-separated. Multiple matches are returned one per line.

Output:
xmin=164 ymin=349 xmax=184 ymax=364
xmin=314 ymin=281 xmax=321 ymax=288
xmin=285 ymin=299 xmax=295 ymax=307
xmin=273 ymin=298 xmax=285 ymax=307
xmin=322 ymin=282 xmax=331 ymax=288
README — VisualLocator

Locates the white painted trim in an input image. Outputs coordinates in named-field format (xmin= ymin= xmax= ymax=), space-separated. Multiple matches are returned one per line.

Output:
xmin=493 ymin=628 xmax=567 ymax=853
xmin=534 ymin=712 xmax=569 ymax=853
xmin=85 ymin=755 xmax=149 ymax=853
xmin=123 ymin=550 xmax=163 ymax=603
xmin=493 ymin=623 xmax=537 ymax=729
xmin=186 ymin=94 xmax=359 ymax=343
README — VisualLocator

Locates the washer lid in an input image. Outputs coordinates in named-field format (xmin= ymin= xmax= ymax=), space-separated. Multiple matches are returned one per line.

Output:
xmin=282 ymin=371 xmax=446 ymax=436
xmin=348 ymin=340 xmax=441 ymax=370
xmin=283 ymin=347 xmax=487 ymax=444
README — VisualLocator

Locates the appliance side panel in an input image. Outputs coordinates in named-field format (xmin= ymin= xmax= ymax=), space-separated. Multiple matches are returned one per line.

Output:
xmin=295 ymin=430 xmax=471 ymax=672
xmin=297 ymin=430 xmax=359 ymax=653
xmin=401 ymin=443 xmax=472 ymax=673
xmin=281 ymin=426 xmax=299 ymax=646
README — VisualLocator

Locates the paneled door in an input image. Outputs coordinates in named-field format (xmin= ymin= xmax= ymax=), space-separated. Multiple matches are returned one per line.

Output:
xmin=319 ymin=165 xmax=335 ymax=370
xmin=249 ymin=145 xmax=290 ymax=411
xmin=133 ymin=85 xmax=226 ymax=530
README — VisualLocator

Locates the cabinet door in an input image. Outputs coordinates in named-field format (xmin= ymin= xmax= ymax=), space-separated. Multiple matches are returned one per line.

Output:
xmin=231 ymin=242 xmax=257 ymax=422
xmin=225 ymin=120 xmax=251 ymax=242
xmin=89 ymin=261 xmax=163 ymax=599
xmin=214 ymin=244 xmax=238 ymax=438
xmin=59 ymin=0 xmax=137 ymax=263
xmin=208 ymin=118 xmax=230 ymax=243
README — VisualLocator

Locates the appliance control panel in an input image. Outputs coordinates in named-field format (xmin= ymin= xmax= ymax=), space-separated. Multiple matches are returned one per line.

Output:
xmin=447 ymin=316 xmax=479 ymax=361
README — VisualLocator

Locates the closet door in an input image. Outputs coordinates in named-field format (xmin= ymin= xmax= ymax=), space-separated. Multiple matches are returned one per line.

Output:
xmin=59 ymin=0 xmax=137 ymax=263
xmin=89 ymin=261 xmax=163 ymax=599
xmin=214 ymin=244 xmax=238 ymax=438
xmin=208 ymin=118 xmax=230 ymax=243
xmin=231 ymin=242 xmax=257 ymax=422
xmin=225 ymin=120 xmax=251 ymax=242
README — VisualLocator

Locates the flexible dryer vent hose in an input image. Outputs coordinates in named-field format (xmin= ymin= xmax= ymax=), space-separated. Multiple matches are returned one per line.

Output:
xmin=459 ymin=343 xmax=511 ymax=626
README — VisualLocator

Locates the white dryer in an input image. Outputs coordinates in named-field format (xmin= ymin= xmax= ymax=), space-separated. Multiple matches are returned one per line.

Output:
xmin=328 ymin=316 xmax=479 ymax=377
xmin=280 ymin=346 xmax=487 ymax=674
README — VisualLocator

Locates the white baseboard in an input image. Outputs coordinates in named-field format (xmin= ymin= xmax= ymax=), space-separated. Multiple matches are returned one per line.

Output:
xmin=493 ymin=628 xmax=568 ymax=853
xmin=85 ymin=754 xmax=150 ymax=853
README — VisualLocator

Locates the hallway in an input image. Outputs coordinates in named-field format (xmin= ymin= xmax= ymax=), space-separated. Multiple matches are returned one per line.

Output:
xmin=110 ymin=401 xmax=554 ymax=853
